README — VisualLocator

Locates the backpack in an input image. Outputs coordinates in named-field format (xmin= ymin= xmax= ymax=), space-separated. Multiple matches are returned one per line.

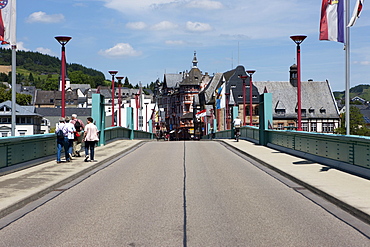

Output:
xmin=74 ymin=120 xmax=82 ymax=132
xmin=56 ymin=129 xmax=64 ymax=139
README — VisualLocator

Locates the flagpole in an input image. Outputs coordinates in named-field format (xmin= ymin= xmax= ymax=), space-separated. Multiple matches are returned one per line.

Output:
xmin=10 ymin=0 xmax=17 ymax=136
xmin=11 ymin=45 xmax=16 ymax=136
xmin=345 ymin=0 xmax=350 ymax=135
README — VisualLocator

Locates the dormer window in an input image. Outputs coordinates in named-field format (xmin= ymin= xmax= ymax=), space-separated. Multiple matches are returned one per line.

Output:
xmin=320 ymin=108 xmax=326 ymax=114
xmin=276 ymin=109 xmax=286 ymax=115
xmin=309 ymin=108 xmax=314 ymax=113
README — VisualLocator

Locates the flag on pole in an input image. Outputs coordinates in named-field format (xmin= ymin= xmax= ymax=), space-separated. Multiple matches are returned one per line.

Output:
xmin=0 ymin=0 xmax=16 ymax=45
xmin=216 ymin=85 xmax=223 ymax=109
xmin=319 ymin=0 xmax=344 ymax=43
xmin=195 ymin=109 xmax=206 ymax=118
xmin=348 ymin=0 xmax=364 ymax=27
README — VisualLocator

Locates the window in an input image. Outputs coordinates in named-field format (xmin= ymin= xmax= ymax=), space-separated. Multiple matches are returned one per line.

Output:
xmin=320 ymin=108 xmax=326 ymax=114
xmin=302 ymin=122 xmax=308 ymax=131
xmin=275 ymin=109 xmax=285 ymax=115
xmin=311 ymin=123 xmax=317 ymax=132
xmin=231 ymin=85 xmax=236 ymax=89
xmin=309 ymin=108 xmax=314 ymax=114
xmin=322 ymin=122 xmax=334 ymax=133
xmin=18 ymin=131 xmax=26 ymax=136
xmin=311 ymin=122 xmax=317 ymax=132
xmin=1 ymin=132 xmax=8 ymax=137
xmin=277 ymin=123 xmax=284 ymax=130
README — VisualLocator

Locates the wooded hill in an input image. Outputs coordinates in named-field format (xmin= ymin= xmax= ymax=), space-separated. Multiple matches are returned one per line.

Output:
xmin=0 ymin=47 xmax=106 ymax=90
xmin=334 ymin=84 xmax=370 ymax=102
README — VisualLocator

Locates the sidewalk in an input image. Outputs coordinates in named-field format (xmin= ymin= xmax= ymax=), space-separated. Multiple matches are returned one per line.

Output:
xmin=0 ymin=139 xmax=143 ymax=218
xmin=220 ymin=139 xmax=370 ymax=224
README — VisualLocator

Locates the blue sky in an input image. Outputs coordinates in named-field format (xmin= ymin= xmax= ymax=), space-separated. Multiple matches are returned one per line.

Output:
xmin=11 ymin=0 xmax=370 ymax=91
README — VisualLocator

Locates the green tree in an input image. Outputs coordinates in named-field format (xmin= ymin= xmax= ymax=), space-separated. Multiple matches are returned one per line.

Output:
xmin=28 ymin=73 xmax=34 ymax=82
xmin=123 ymin=77 xmax=133 ymax=88
xmin=16 ymin=93 xmax=32 ymax=105
xmin=335 ymin=106 xmax=370 ymax=136
xmin=42 ymin=77 xmax=59 ymax=91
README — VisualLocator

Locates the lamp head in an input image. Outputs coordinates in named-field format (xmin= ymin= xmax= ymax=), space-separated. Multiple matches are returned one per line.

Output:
xmin=246 ymin=70 xmax=256 ymax=76
xmin=290 ymin=35 xmax=307 ymax=45
xmin=109 ymin=71 xmax=118 ymax=76
xmin=116 ymin=76 xmax=124 ymax=82
xmin=55 ymin=36 xmax=72 ymax=45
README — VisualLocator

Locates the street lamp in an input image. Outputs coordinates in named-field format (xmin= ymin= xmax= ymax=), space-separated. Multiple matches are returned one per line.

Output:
xmin=55 ymin=36 xmax=72 ymax=118
xmin=109 ymin=70 xmax=118 ymax=126
xmin=246 ymin=70 xmax=256 ymax=126
xmin=116 ymin=76 xmax=124 ymax=127
xmin=290 ymin=35 xmax=307 ymax=131
xmin=239 ymin=75 xmax=248 ymax=126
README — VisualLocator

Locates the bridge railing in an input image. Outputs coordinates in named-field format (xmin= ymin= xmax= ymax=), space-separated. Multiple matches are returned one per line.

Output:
xmin=204 ymin=126 xmax=370 ymax=176
xmin=266 ymin=130 xmax=370 ymax=170
xmin=0 ymin=127 xmax=153 ymax=170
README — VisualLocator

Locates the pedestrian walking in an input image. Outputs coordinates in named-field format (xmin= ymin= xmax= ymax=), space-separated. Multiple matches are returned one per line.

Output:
xmin=65 ymin=116 xmax=76 ymax=161
xmin=55 ymin=117 xmax=70 ymax=163
xmin=83 ymin=117 xmax=99 ymax=162
xmin=70 ymin=114 xmax=85 ymax=157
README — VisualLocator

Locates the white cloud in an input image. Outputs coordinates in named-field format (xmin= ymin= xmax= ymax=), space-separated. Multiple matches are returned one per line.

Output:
xmin=15 ymin=42 xmax=29 ymax=51
xmin=126 ymin=22 xmax=148 ymax=30
xmin=354 ymin=61 xmax=370 ymax=65
xmin=186 ymin=21 xmax=212 ymax=32
xmin=151 ymin=21 xmax=178 ymax=31
xmin=27 ymin=11 xmax=65 ymax=23
xmin=99 ymin=43 xmax=142 ymax=58
xmin=104 ymin=0 xmax=177 ymax=12
xmin=36 ymin=47 xmax=56 ymax=56
xmin=165 ymin=40 xmax=186 ymax=45
xmin=186 ymin=0 xmax=223 ymax=9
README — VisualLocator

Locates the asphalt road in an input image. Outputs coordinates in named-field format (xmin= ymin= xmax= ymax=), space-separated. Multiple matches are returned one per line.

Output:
xmin=0 ymin=141 xmax=369 ymax=246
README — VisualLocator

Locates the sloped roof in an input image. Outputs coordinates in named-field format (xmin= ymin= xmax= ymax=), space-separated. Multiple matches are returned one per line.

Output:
xmin=70 ymin=84 xmax=91 ymax=92
xmin=0 ymin=100 xmax=42 ymax=117
xmin=201 ymin=73 xmax=224 ymax=104
xmin=164 ymin=73 xmax=182 ymax=89
xmin=254 ymin=81 xmax=339 ymax=119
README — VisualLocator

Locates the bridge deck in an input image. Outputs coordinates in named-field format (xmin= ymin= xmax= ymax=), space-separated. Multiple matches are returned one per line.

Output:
xmin=0 ymin=139 xmax=369 ymax=225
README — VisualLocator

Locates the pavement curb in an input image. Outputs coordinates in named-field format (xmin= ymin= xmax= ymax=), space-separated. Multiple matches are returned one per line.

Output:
xmin=0 ymin=141 xmax=146 ymax=219
xmin=217 ymin=139 xmax=370 ymax=225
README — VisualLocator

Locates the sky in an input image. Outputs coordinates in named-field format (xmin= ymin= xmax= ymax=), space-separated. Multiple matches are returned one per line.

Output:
xmin=9 ymin=0 xmax=370 ymax=91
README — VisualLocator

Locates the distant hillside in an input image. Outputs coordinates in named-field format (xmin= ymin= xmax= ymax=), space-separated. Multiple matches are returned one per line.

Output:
xmin=0 ymin=47 xmax=106 ymax=90
xmin=333 ymin=84 xmax=370 ymax=102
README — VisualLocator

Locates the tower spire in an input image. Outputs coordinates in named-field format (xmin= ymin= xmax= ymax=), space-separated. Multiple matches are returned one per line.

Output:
xmin=192 ymin=51 xmax=198 ymax=68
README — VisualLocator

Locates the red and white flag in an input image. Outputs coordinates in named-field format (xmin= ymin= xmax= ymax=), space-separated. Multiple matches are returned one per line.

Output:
xmin=0 ymin=0 xmax=16 ymax=45
xmin=348 ymin=0 xmax=364 ymax=27
xmin=196 ymin=109 xmax=206 ymax=118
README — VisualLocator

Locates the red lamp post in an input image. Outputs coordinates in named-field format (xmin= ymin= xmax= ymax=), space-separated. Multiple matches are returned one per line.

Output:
xmin=109 ymin=70 xmax=118 ymax=126
xmin=116 ymin=76 xmax=124 ymax=127
xmin=225 ymin=92 xmax=230 ymax=129
xmin=55 ymin=36 xmax=72 ymax=118
xmin=290 ymin=35 xmax=307 ymax=131
xmin=239 ymin=75 xmax=248 ymax=126
xmin=246 ymin=70 xmax=256 ymax=126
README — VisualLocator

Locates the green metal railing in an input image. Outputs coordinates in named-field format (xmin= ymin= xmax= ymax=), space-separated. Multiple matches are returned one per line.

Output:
xmin=0 ymin=127 xmax=153 ymax=169
xmin=204 ymin=126 xmax=370 ymax=171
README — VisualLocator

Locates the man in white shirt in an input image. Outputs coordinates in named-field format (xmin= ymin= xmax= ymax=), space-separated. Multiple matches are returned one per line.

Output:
xmin=65 ymin=116 xmax=76 ymax=161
